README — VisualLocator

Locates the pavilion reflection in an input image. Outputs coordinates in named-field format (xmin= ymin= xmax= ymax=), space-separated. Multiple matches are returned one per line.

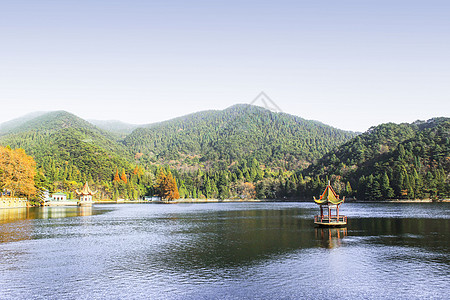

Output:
xmin=77 ymin=206 xmax=93 ymax=217
xmin=315 ymin=227 xmax=347 ymax=249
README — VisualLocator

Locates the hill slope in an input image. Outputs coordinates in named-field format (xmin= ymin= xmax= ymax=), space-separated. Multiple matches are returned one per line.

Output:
xmin=88 ymin=119 xmax=141 ymax=136
xmin=123 ymin=104 xmax=358 ymax=170
xmin=0 ymin=111 xmax=48 ymax=136
xmin=305 ymin=118 xmax=450 ymax=200
xmin=0 ymin=111 xmax=132 ymax=186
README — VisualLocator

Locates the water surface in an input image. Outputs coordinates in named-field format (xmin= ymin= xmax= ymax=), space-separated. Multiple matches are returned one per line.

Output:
xmin=0 ymin=203 xmax=449 ymax=299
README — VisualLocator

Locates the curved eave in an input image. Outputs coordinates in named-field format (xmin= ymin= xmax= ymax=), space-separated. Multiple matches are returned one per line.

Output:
xmin=314 ymin=199 xmax=345 ymax=205
xmin=314 ymin=196 xmax=345 ymax=205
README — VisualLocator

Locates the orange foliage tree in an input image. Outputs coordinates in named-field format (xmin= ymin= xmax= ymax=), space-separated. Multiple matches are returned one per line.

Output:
xmin=133 ymin=165 xmax=144 ymax=176
xmin=114 ymin=169 xmax=120 ymax=182
xmin=0 ymin=146 xmax=36 ymax=197
xmin=121 ymin=169 xmax=128 ymax=184
xmin=155 ymin=168 xmax=180 ymax=200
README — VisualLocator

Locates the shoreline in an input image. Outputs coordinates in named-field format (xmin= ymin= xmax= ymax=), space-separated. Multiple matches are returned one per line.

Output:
xmin=2 ymin=198 xmax=447 ymax=209
xmin=110 ymin=198 xmax=449 ymax=204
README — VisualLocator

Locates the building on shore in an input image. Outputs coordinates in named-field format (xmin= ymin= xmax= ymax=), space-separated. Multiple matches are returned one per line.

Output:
xmin=0 ymin=198 xmax=28 ymax=209
xmin=51 ymin=192 xmax=67 ymax=202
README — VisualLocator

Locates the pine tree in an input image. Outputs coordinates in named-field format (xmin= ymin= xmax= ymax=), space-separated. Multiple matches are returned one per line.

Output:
xmin=345 ymin=181 xmax=352 ymax=196
xmin=381 ymin=172 xmax=394 ymax=199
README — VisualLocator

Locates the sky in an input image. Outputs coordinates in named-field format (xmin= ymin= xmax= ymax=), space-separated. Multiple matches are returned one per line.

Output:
xmin=0 ymin=0 xmax=449 ymax=132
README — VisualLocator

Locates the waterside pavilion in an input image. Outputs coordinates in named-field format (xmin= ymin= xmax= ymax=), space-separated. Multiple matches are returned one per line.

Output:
xmin=76 ymin=182 xmax=97 ymax=206
xmin=314 ymin=182 xmax=347 ymax=227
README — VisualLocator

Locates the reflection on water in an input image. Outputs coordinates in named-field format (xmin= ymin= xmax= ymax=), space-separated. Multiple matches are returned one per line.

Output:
xmin=0 ymin=206 xmax=96 ymax=243
xmin=315 ymin=227 xmax=348 ymax=249
xmin=0 ymin=209 xmax=33 ymax=243
xmin=0 ymin=203 xmax=449 ymax=299
xmin=0 ymin=206 xmax=95 ymax=224
xmin=0 ymin=208 xmax=31 ymax=225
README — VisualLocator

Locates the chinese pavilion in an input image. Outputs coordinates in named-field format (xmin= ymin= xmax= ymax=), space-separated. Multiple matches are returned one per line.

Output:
xmin=314 ymin=181 xmax=347 ymax=226
xmin=76 ymin=182 xmax=97 ymax=206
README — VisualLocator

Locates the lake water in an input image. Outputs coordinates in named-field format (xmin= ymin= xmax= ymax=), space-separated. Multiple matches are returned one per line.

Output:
xmin=0 ymin=202 xmax=449 ymax=299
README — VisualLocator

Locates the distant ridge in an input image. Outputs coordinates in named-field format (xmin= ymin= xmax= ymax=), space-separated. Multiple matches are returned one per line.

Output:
xmin=0 ymin=111 xmax=48 ymax=136
xmin=88 ymin=119 xmax=141 ymax=135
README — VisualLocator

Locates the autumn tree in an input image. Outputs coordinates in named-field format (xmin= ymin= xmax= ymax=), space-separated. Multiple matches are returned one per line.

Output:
xmin=236 ymin=182 xmax=256 ymax=199
xmin=0 ymin=146 xmax=36 ymax=197
xmin=133 ymin=166 xmax=144 ymax=177
xmin=114 ymin=169 xmax=120 ymax=182
xmin=155 ymin=168 xmax=180 ymax=200
xmin=121 ymin=169 xmax=128 ymax=184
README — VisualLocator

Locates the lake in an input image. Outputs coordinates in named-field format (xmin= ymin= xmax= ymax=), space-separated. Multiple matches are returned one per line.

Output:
xmin=0 ymin=202 xmax=449 ymax=299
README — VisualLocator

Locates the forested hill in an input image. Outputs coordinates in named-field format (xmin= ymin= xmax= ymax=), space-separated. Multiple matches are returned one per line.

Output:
xmin=305 ymin=118 xmax=450 ymax=200
xmin=0 ymin=107 xmax=447 ymax=201
xmin=123 ymin=104 xmax=358 ymax=170
xmin=0 ymin=111 xmax=48 ymax=136
xmin=0 ymin=111 xmax=132 ymax=188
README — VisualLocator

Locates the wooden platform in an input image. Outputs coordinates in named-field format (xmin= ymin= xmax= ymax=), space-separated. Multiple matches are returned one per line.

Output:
xmin=314 ymin=215 xmax=347 ymax=227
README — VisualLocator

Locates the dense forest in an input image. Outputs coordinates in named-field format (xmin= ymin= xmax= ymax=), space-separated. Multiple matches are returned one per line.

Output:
xmin=0 ymin=106 xmax=448 ymax=201
xmin=305 ymin=118 xmax=450 ymax=200
xmin=123 ymin=105 xmax=357 ymax=170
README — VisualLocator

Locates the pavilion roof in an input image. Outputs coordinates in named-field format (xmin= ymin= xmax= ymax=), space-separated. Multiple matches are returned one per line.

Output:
xmin=76 ymin=182 xmax=97 ymax=196
xmin=314 ymin=182 xmax=344 ymax=205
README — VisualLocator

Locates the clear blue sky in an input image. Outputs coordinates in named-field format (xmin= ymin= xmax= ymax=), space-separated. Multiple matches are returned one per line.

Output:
xmin=1 ymin=0 xmax=449 ymax=132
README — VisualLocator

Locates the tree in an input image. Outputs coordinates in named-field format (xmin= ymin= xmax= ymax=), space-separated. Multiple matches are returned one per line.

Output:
xmin=381 ymin=172 xmax=394 ymax=199
xmin=236 ymin=182 xmax=256 ymax=199
xmin=155 ymin=168 xmax=180 ymax=200
xmin=0 ymin=146 xmax=36 ymax=197
xmin=121 ymin=169 xmax=128 ymax=184
xmin=114 ymin=169 xmax=120 ymax=182
xmin=345 ymin=181 xmax=353 ymax=196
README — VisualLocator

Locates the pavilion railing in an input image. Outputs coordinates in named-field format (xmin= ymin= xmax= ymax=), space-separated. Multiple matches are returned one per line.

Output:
xmin=314 ymin=215 xmax=347 ymax=223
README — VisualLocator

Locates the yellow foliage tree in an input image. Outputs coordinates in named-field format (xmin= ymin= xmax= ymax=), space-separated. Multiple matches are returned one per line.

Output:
xmin=121 ymin=169 xmax=128 ymax=184
xmin=0 ymin=146 xmax=36 ymax=197
xmin=113 ymin=169 xmax=120 ymax=182
xmin=155 ymin=168 xmax=180 ymax=201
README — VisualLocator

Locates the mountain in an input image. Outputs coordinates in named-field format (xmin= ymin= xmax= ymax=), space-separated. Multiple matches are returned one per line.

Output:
xmin=123 ymin=104 xmax=358 ymax=170
xmin=3 ymin=105 xmax=445 ymax=201
xmin=0 ymin=111 xmax=48 ymax=136
xmin=0 ymin=111 xmax=132 ymax=187
xmin=305 ymin=117 xmax=450 ymax=200
xmin=88 ymin=119 xmax=141 ymax=135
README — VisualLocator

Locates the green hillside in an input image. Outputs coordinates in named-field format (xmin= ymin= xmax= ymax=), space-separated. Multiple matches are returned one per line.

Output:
xmin=1 ymin=106 xmax=446 ymax=201
xmin=123 ymin=104 xmax=357 ymax=170
xmin=0 ymin=111 xmax=48 ymax=136
xmin=0 ymin=111 xmax=133 ymax=194
xmin=305 ymin=118 xmax=450 ymax=200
